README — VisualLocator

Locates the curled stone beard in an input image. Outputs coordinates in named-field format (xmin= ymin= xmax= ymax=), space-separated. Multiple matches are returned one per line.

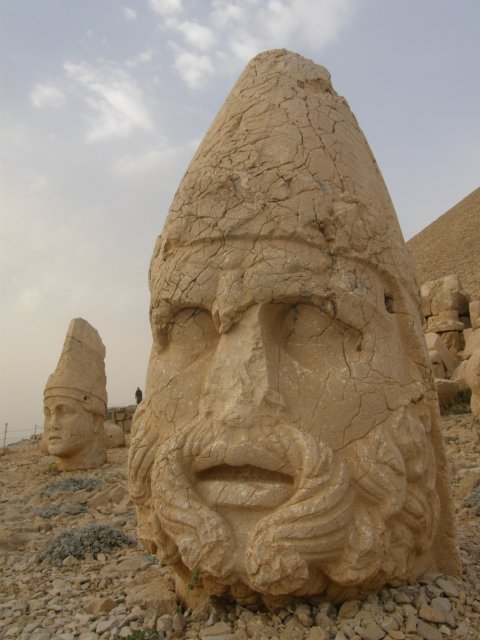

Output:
xmin=129 ymin=400 xmax=439 ymax=601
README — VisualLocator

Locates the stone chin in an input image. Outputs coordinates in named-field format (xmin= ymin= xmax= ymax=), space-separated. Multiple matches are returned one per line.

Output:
xmin=129 ymin=399 xmax=439 ymax=602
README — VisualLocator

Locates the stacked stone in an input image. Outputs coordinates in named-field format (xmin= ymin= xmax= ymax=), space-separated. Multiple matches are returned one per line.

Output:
xmin=105 ymin=406 xmax=137 ymax=434
xmin=420 ymin=274 xmax=480 ymax=410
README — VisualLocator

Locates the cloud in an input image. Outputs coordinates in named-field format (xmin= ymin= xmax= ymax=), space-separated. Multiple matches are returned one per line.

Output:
xmin=260 ymin=0 xmax=355 ymax=49
xmin=211 ymin=1 xmax=246 ymax=27
xmin=112 ymin=139 xmax=199 ymax=176
xmin=149 ymin=0 xmax=355 ymax=88
xmin=63 ymin=61 xmax=154 ymax=141
xmin=30 ymin=82 xmax=67 ymax=109
xmin=126 ymin=49 xmax=154 ymax=68
xmin=149 ymin=0 xmax=183 ymax=16
xmin=173 ymin=51 xmax=215 ymax=89
xmin=121 ymin=7 xmax=137 ymax=20
xmin=176 ymin=20 xmax=216 ymax=50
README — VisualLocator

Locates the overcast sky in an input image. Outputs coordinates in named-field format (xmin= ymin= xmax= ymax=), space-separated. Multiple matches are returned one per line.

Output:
xmin=1 ymin=0 xmax=479 ymax=442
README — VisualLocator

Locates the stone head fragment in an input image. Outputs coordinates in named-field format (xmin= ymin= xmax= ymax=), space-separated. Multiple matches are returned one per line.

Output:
xmin=44 ymin=318 xmax=107 ymax=471
xmin=128 ymin=49 xmax=460 ymax=604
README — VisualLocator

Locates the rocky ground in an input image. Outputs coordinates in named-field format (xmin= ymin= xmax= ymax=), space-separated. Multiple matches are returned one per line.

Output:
xmin=0 ymin=413 xmax=479 ymax=640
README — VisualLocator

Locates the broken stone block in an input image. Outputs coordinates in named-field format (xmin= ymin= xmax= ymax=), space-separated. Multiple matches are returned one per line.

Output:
xmin=469 ymin=300 xmax=480 ymax=330
xmin=420 ymin=281 xmax=435 ymax=318
xmin=427 ymin=310 xmax=465 ymax=333
xmin=128 ymin=49 xmax=460 ymax=605
xmin=438 ymin=331 xmax=464 ymax=357
xmin=422 ymin=274 xmax=469 ymax=316
xmin=435 ymin=379 xmax=460 ymax=408
xmin=425 ymin=332 xmax=459 ymax=374
xmin=463 ymin=328 xmax=480 ymax=359
xmin=125 ymin=572 xmax=176 ymax=613
xmin=85 ymin=598 xmax=116 ymax=614
xmin=450 ymin=360 xmax=470 ymax=392
xmin=465 ymin=351 xmax=480 ymax=422
xmin=431 ymin=361 xmax=446 ymax=379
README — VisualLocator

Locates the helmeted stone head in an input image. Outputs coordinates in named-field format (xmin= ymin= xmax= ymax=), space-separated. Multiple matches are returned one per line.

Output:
xmin=128 ymin=50 xmax=459 ymax=604
xmin=44 ymin=318 xmax=107 ymax=471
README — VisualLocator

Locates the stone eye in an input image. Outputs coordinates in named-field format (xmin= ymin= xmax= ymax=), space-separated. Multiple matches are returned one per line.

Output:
xmin=168 ymin=307 xmax=218 ymax=351
xmin=384 ymin=293 xmax=395 ymax=314
xmin=283 ymin=303 xmax=333 ymax=345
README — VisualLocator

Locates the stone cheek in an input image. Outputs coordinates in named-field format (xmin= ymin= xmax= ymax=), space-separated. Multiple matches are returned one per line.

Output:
xmin=128 ymin=49 xmax=460 ymax=604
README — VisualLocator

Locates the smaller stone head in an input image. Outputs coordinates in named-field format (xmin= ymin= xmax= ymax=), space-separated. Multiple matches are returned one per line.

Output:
xmin=44 ymin=318 xmax=107 ymax=471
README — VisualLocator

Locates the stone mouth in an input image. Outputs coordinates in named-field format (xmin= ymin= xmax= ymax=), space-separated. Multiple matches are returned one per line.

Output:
xmin=194 ymin=463 xmax=295 ymax=509
xmin=191 ymin=439 xmax=297 ymax=477
xmin=197 ymin=463 xmax=294 ymax=485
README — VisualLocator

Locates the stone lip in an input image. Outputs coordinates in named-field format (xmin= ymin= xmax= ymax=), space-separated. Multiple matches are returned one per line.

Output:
xmin=191 ymin=439 xmax=297 ymax=477
xmin=189 ymin=432 xmax=298 ymax=509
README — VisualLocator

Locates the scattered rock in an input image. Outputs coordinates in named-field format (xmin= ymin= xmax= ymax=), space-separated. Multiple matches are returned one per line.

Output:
xmin=1 ymin=415 xmax=478 ymax=639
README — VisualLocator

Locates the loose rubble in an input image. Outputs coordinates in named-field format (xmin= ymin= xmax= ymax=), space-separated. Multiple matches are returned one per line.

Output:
xmin=1 ymin=414 xmax=478 ymax=639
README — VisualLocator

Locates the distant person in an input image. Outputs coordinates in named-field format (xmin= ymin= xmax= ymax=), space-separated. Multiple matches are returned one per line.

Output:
xmin=135 ymin=387 xmax=143 ymax=405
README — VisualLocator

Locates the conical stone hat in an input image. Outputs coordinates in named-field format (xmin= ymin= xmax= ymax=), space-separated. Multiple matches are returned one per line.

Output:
xmin=44 ymin=318 xmax=107 ymax=416
xmin=152 ymin=49 xmax=413 ymax=293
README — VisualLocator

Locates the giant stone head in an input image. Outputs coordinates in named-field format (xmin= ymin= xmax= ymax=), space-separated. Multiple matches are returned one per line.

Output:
xmin=128 ymin=50 xmax=460 ymax=604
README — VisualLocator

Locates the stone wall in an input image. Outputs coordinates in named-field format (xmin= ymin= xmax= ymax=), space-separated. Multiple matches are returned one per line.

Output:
xmin=105 ymin=405 xmax=137 ymax=434
xmin=421 ymin=274 xmax=479 ymax=408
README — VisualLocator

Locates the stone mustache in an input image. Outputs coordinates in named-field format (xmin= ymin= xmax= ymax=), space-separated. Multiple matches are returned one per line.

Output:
xmin=128 ymin=49 xmax=460 ymax=604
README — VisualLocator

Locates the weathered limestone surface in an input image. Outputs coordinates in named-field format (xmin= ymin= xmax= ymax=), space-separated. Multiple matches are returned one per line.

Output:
xmin=421 ymin=274 xmax=469 ymax=318
xmin=470 ymin=301 xmax=480 ymax=330
xmin=419 ymin=276 xmax=479 ymax=405
xmin=464 ymin=328 xmax=480 ymax=359
xmin=425 ymin=332 xmax=458 ymax=374
xmin=44 ymin=318 xmax=107 ymax=471
xmin=104 ymin=422 xmax=126 ymax=449
xmin=106 ymin=405 xmax=137 ymax=434
xmin=466 ymin=351 xmax=480 ymax=423
xmin=128 ymin=49 xmax=460 ymax=604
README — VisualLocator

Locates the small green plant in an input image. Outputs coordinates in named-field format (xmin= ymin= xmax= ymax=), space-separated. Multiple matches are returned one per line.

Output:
xmin=36 ymin=506 xmax=60 ymax=519
xmin=187 ymin=565 xmax=201 ymax=590
xmin=36 ymin=524 xmax=135 ymax=566
xmin=441 ymin=389 xmax=472 ymax=415
xmin=43 ymin=476 xmax=102 ymax=496
xmin=114 ymin=630 xmax=159 ymax=640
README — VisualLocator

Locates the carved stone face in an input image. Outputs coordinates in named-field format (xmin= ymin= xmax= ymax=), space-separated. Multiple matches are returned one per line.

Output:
xmin=44 ymin=395 xmax=105 ymax=470
xmin=131 ymin=238 xmax=443 ymax=600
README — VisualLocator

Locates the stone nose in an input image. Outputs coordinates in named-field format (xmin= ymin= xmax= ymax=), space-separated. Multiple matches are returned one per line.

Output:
xmin=200 ymin=305 xmax=285 ymax=428
xmin=46 ymin=416 xmax=59 ymax=432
